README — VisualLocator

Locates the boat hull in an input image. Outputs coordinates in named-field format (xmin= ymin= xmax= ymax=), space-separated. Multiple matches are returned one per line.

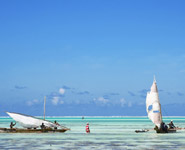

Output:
xmin=0 ymin=127 xmax=70 ymax=133
xmin=155 ymin=128 xmax=176 ymax=133
xmin=135 ymin=129 xmax=149 ymax=133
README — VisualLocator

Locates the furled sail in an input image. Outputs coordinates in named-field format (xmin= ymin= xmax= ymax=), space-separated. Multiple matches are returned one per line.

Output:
xmin=6 ymin=112 xmax=60 ymax=129
xmin=146 ymin=78 xmax=162 ymax=127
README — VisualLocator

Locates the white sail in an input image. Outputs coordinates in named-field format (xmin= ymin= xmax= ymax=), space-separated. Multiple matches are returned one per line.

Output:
xmin=146 ymin=77 xmax=162 ymax=127
xmin=6 ymin=112 xmax=60 ymax=129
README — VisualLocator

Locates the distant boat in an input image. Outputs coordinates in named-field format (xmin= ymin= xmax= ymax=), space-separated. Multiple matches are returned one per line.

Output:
xmin=0 ymin=97 xmax=69 ymax=133
xmin=146 ymin=77 xmax=176 ymax=133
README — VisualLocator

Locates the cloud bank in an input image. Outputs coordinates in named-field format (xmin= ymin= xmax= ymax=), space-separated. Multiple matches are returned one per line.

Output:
xmin=15 ymin=85 xmax=27 ymax=90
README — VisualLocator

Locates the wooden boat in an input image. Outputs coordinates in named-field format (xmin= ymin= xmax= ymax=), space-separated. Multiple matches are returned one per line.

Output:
xmin=2 ymin=112 xmax=70 ymax=133
xmin=135 ymin=77 xmax=185 ymax=133
xmin=1 ymin=97 xmax=70 ymax=133
xmin=146 ymin=77 xmax=176 ymax=133
xmin=0 ymin=127 xmax=70 ymax=133
xmin=155 ymin=128 xmax=176 ymax=133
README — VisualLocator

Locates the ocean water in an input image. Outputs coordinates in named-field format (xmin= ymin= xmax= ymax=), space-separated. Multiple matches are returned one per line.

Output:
xmin=0 ymin=117 xmax=185 ymax=150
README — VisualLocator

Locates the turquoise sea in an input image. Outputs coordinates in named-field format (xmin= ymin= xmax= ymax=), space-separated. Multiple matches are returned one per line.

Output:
xmin=0 ymin=116 xmax=185 ymax=150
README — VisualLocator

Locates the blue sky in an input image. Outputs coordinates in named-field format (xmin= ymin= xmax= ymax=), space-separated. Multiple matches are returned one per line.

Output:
xmin=0 ymin=0 xmax=185 ymax=116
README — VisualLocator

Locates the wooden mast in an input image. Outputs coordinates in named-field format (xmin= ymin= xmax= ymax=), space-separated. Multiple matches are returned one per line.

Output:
xmin=44 ymin=96 xmax=46 ymax=120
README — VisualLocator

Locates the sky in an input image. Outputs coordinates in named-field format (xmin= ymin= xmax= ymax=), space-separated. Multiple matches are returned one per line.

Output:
xmin=0 ymin=0 xmax=185 ymax=116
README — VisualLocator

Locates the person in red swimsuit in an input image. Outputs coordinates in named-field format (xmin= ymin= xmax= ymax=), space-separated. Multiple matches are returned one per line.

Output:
xmin=86 ymin=122 xmax=90 ymax=133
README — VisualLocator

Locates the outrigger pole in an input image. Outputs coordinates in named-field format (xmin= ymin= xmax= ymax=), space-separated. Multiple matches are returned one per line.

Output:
xmin=44 ymin=96 xmax=46 ymax=120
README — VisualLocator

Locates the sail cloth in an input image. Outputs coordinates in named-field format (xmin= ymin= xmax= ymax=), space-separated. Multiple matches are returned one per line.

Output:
xmin=6 ymin=112 xmax=60 ymax=129
xmin=146 ymin=79 xmax=162 ymax=127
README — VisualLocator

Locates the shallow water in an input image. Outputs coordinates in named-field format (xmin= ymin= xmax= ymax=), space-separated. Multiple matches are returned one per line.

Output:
xmin=0 ymin=117 xmax=185 ymax=150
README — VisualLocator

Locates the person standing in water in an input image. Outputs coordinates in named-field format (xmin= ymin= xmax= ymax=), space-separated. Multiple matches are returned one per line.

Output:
xmin=86 ymin=123 xmax=90 ymax=133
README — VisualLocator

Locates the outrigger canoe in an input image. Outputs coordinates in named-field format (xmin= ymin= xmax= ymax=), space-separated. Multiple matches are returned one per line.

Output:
xmin=0 ymin=127 xmax=70 ymax=133
xmin=2 ymin=112 xmax=70 ymax=133
xmin=2 ymin=97 xmax=70 ymax=133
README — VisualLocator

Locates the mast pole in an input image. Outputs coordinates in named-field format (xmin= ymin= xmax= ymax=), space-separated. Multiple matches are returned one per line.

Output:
xmin=154 ymin=75 xmax=156 ymax=82
xmin=44 ymin=96 xmax=46 ymax=120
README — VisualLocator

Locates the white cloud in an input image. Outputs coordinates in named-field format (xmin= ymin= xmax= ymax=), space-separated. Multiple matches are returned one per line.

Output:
xmin=33 ymin=99 xmax=39 ymax=103
xmin=120 ymin=98 xmax=132 ymax=107
xmin=138 ymin=102 xmax=145 ymax=105
xmin=120 ymin=98 xmax=126 ymax=107
xmin=26 ymin=101 xmax=33 ymax=106
xmin=59 ymin=88 xmax=65 ymax=95
xmin=52 ymin=96 xmax=59 ymax=105
xmin=52 ymin=96 xmax=64 ymax=105
xmin=26 ymin=99 xmax=39 ymax=106
xmin=94 ymin=97 xmax=109 ymax=104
